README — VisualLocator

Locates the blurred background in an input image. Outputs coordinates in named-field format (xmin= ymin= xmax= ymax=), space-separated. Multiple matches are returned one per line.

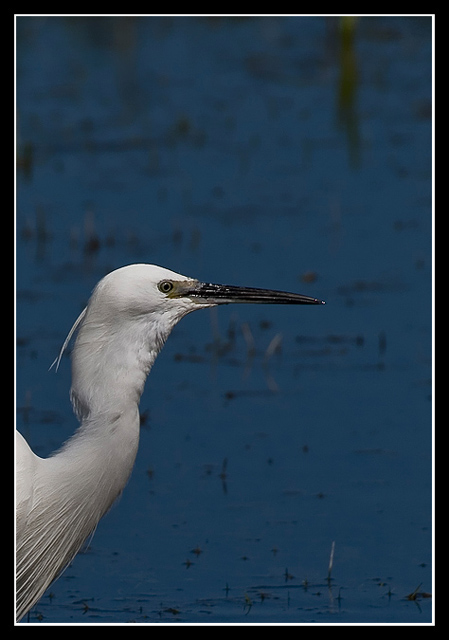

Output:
xmin=16 ymin=16 xmax=433 ymax=623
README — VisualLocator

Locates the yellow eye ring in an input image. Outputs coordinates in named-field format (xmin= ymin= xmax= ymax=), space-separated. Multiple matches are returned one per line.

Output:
xmin=158 ymin=280 xmax=174 ymax=294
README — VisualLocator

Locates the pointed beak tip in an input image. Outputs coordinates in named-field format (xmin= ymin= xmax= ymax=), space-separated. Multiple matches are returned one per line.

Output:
xmin=189 ymin=282 xmax=326 ymax=306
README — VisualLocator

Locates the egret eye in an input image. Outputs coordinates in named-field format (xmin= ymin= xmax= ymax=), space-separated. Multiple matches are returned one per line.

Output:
xmin=158 ymin=280 xmax=174 ymax=294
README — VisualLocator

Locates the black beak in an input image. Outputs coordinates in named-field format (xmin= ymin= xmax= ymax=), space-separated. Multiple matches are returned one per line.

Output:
xmin=189 ymin=282 xmax=325 ymax=306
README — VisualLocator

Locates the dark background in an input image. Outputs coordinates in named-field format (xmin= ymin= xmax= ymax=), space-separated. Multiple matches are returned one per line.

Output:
xmin=16 ymin=16 xmax=432 ymax=623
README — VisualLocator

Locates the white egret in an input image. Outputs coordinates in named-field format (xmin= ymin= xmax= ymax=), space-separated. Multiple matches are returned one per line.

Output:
xmin=16 ymin=263 xmax=324 ymax=621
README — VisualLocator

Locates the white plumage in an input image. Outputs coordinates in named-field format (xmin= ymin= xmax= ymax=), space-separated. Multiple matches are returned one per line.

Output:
xmin=16 ymin=264 xmax=324 ymax=621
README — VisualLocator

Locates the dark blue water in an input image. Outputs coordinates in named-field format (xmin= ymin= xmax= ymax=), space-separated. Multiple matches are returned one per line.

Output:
xmin=16 ymin=16 xmax=433 ymax=624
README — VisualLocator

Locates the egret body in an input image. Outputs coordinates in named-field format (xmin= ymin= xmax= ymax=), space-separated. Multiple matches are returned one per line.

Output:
xmin=16 ymin=264 xmax=324 ymax=621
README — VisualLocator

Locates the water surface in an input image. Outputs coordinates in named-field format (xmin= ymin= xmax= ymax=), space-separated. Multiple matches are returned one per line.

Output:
xmin=16 ymin=16 xmax=432 ymax=624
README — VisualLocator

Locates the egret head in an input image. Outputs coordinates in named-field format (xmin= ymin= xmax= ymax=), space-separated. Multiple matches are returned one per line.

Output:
xmin=90 ymin=263 xmax=324 ymax=321
xmin=88 ymin=264 xmax=205 ymax=324
xmin=59 ymin=263 xmax=325 ymax=421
